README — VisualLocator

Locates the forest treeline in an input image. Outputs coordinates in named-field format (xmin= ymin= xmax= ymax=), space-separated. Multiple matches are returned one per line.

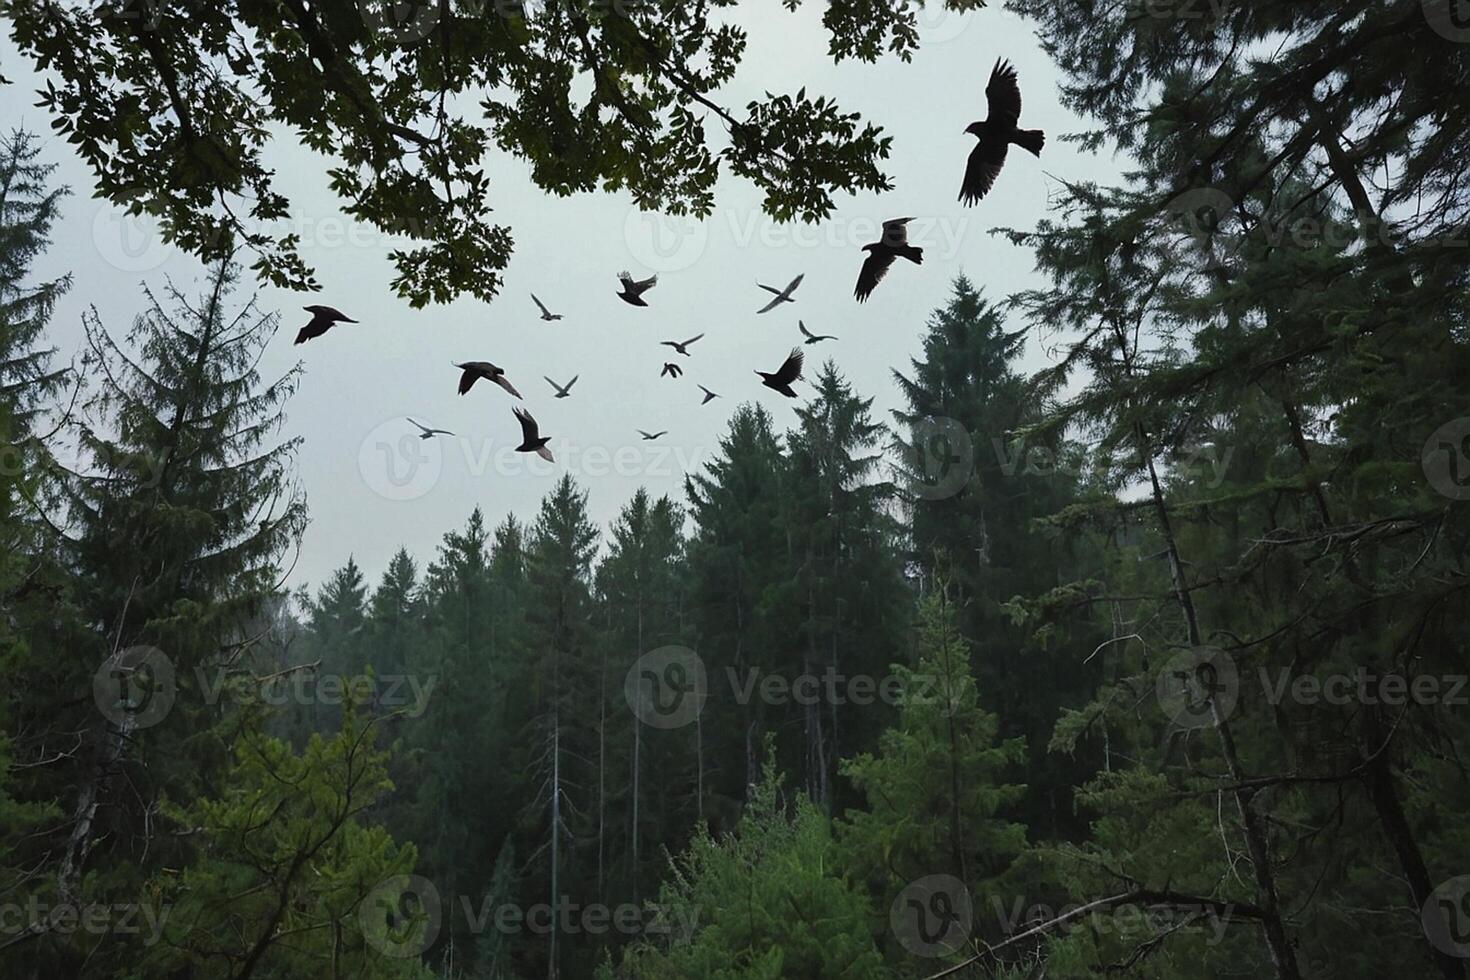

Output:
xmin=4 ymin=2 xmax=1470 ymax=978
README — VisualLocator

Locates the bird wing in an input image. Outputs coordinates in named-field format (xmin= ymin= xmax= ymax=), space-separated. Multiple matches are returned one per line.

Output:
xmin=565 ymin=374 xmax=578 ymax=390
xmin=772 ymin=347 xmax=804 ymax=386
xmin=632 ymin=273 xmax=658 ymax=294
xmin=532 ymin=293 xmax=552 ymax=316
xmin=783 ymin=273 xmax=804 ymax=296
xmin=985 ymin=58 xmax=1023 ymax=129
xmin=618 ymin=270 xmax=635 ymax=287
xmin=638 ymin=430 xmax=654 ymax=439
xmin=654 ymin=431 xmax=667 ymax=438
xmin=756 ymin=293 xmax=785 ymax=314
xmin=799 ymin=320 xmax=813 ymax=339
xmin=960 ymin=138 xmax=1009 ymax=205
xmin=757 ymin=282 xmax=783 ymax=295
xmin=514 ymin=407 xmax=540 ymax=443
xmin=295 ymin=317 xmax=332 ymax=343
xmin=660 ymin=340 xmax=677 ymax=348
xmin=493 ymin=374 xmax=523 ymax=399
xmin=881 ymin=217 xmax=914 ymax=246
xmin=407 ymin=417 xmax=431 ymax=434
xmin=457 ymin=366 xmax=479 ymax=394
xmin=854 ymin=250 xmax=897 ymax=302
xmin=544 ymin=376 xmax=565 ymax=393
xmin=682 ymin=333 xmax=704 ymax=347
xmin=305 ymin=304 xmax=354 ymax=322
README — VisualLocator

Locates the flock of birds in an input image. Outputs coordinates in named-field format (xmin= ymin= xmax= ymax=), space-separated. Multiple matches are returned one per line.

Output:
xmin=290 ymin=59 xmax=1044 ymax=466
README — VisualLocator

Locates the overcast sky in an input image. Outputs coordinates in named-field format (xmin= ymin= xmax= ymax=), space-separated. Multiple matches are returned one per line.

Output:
xmin=1 ymin=4 xmax=1122 ymax=593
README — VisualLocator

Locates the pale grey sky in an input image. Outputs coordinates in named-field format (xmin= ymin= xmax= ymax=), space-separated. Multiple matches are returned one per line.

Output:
xmin=1 ymin=4 xmax=1121 ymax=592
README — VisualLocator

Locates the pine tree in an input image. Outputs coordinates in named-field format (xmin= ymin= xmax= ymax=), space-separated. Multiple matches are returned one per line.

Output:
xmin=0 ymin=128 xmax=70 ymax=432
xmin=785 ymin=362 xmax=909 ymax=813
xmin=5 ymin=259 xmax=306 ymax=968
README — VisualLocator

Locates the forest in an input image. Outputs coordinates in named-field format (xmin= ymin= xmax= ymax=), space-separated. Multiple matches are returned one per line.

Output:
xmin=3 ymin=1 xmax=1470 ymax=978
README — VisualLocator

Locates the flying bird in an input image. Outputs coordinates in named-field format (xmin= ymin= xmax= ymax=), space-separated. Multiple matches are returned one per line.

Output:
xmin=798 ymin=321 xmax=836 ymax=345
xmin=661 ymin=362 xmax=683 ymax=379
xmin=531 ymin=294 xmax=563 ymax=321
xmin=617 ymin=271 xmax=658 ymax=307
xmin=513 ymin=407 xmax=554 ymax=462
xmin=638 ymin=430 xmax=668 ymax=441
xmin=756 ymin=348 xmax=804 ymax=398
xmin=294 ymin=305 xmax=356 ymax=344
xmin=755 ymin=274 xmax=804 ymax=314
xmin=959 ymin=58 xmax=1045 ymax=205
xmin=454 ymin=361 xmax=523 ymax=399
xmin=661 ymin=334 xmax=705 ymax=356
xmin=698 ymin=385 xmax=720 ymax=405
xmin=407 ymin=418 xmax=454 ymax=440
xmin=545 ymin=375 xmax=578 ymax=398
xmin=855 ymin=218 xmax=924 ymax=302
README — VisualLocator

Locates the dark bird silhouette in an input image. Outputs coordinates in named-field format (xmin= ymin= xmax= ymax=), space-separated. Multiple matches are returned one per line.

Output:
xmin=545 ymin=375 xmax=578 ymax=398
xmin=454 ymin=361 xmax=523 ymax=398
xmin=755 ymin=273 xmax=804 ymax=313
xmin=617 ymin=271 xmax=658 ymax=307
xmin=638 ymin=429 xmax=667 ymax=441
xmin=798 ymin=320 xmax=836 ymax=344
xmin=532 ymin=294 xmax=563 ymax=321
xmin=854 ymin=218 xmax=923 ymax=302
xmin=959 ymin=58 xmax=1044 ymax=205
xmin=407 ymin=418 xmax=454 ymax=440
xmin=661 ymin=362 xmax=683 ymax=379
xmin=513 ymin=407 xmax=554 ymax=462
xmin=294 ymin=305 xmax=356 ymax=344
xmin=756 ymin=348 xmax=803 ymax=398
xmin=698 ymin=385 xmax=720 ymax=405
xmin=661 ymin=333 xmax=704 ymax=356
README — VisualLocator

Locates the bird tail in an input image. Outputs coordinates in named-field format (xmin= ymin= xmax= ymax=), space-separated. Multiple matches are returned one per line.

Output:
xmin=900 ymin=245 xmax=924 ymax=265
xmin=1014 ymin=128 xmax=1045 ymax=156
